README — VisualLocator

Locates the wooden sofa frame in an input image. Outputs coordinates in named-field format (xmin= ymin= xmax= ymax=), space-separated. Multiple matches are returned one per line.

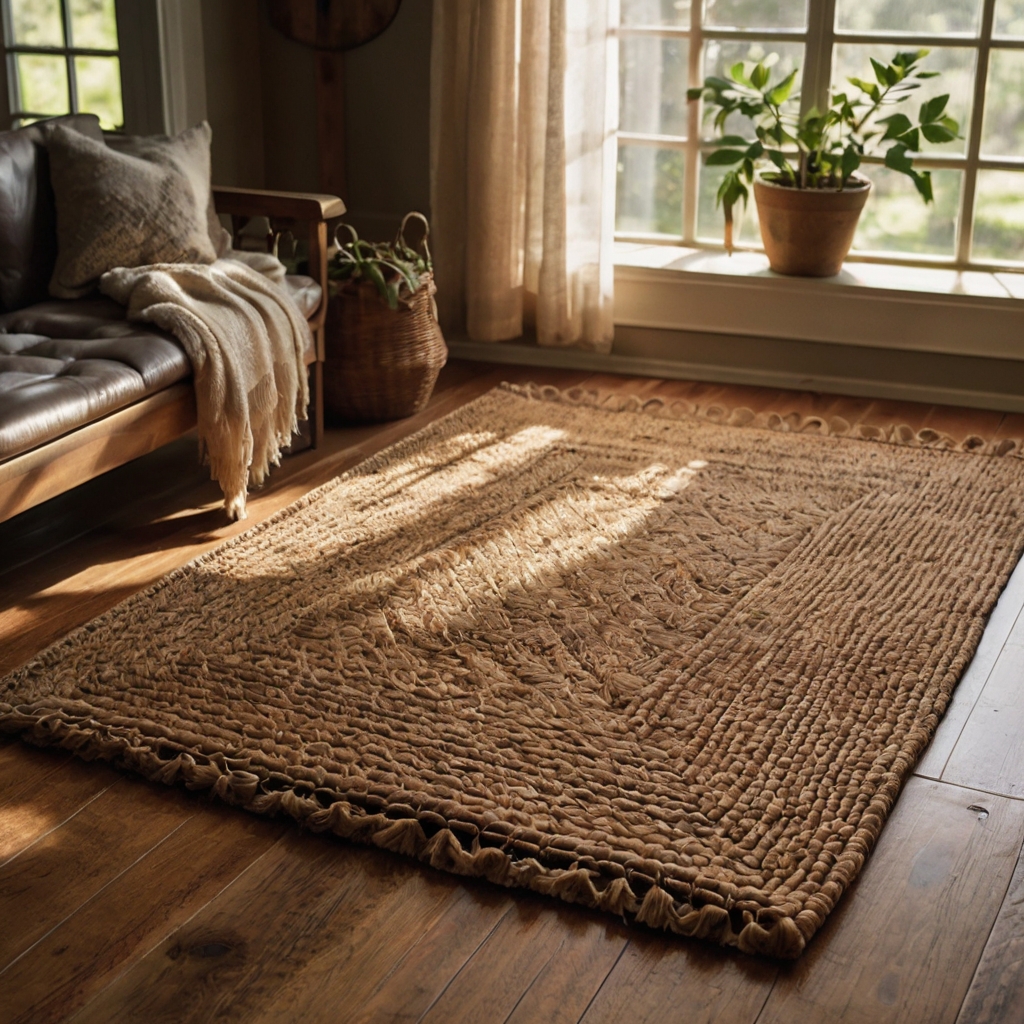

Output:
xmin=0 ymin=186 xmax=345 ymax=524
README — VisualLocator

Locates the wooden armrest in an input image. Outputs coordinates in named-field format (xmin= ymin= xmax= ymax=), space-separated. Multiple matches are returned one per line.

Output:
xmin=213 ymin=186 xmax=343 ymax=339
xmin=212 ymin=186 xmax=346 ymax=222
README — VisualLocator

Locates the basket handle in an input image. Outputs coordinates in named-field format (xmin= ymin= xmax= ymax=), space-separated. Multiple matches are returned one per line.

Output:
xmin=397 ymin=211 xmax=432 ymax=267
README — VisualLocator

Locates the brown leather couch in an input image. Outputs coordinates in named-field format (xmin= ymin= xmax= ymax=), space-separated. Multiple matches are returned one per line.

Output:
xmin=0 ymin=115 xmax=344 ymax=523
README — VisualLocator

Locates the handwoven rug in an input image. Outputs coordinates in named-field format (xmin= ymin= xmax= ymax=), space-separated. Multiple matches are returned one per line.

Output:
xmin=4 ymin=382 xmax=1024 ymax=959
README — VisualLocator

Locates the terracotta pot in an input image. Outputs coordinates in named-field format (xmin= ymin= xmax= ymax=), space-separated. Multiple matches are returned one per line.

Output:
xmin=753 ymin=175 xmax=872 ymax=277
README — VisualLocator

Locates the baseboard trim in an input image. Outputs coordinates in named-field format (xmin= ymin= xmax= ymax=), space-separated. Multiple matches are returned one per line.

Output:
xmin=446 ymin=338 xmax=1024 ymax=414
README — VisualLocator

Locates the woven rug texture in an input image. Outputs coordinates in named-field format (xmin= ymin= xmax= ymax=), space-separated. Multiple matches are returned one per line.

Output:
xmin=4 ymin=382 xmax=1024 ymax=958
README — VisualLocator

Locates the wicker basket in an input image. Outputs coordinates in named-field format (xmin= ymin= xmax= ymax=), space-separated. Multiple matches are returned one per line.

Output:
xmin=323 ymin=217 xmax=447 ymax=423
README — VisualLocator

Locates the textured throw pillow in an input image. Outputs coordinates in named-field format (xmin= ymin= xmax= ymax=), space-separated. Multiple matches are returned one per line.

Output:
xmin=105 ymin=125 xmax=231 ymax=258
xmin=46 ymin=121 xmax=219 ymax=299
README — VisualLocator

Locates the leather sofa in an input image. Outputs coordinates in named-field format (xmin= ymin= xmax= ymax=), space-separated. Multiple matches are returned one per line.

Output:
xmin=0 ymin=115 xmax=344 ymax=523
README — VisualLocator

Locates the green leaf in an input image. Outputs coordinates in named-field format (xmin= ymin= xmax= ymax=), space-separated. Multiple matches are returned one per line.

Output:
xmin=912 ymin=169 xmax=934 ymax=203
xmin=920 ymin=93 xmax=949 ymax=123
xmin=766 ymin=149 xmax=791 ymax=172
xmin=704 ymin=76 xmax=736 ymax=93
xmin=841 ymin=145 xmax=860 ymax=180
xmin=706 ymin=148 xmax=746 ymax=165
xmin=745 ymin=140 xmax=765 ymax=160
xmin=878 ymin=112 xmax=912 ymax=140
xmin=894 ymin=49 xmax=928 ymax=68
xmin=915 ymin=71 xmax=941 ymax=79
xmin=363 ymin=261 xmax=393 ymax=307
xmin=730 ymin=61 xmax=749 ymax=85
xmin=717 ymin=135 xmax=751 ymax=146
xmin=921 ymin=122 xmax=956 ymax=144
xmin=871 ymin=57 xmax=899 ymax=87
xmin=898 ymin=128 xmax=920 ymax=152
xmin=885 ymin=142 xmax=914 ymax=174
xmin=687 ymin=86 xmax=705 ymax=101
xmin=766 ymin=69 xmax=798 ymax=106
xmin=750 ymin=62 xmax=770 ymax=90
xmin=717 ymin=171 xmax=749 ymax=210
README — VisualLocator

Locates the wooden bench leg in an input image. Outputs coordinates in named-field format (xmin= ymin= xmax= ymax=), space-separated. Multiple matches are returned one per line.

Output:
xmin=309 ymin=360 xmax=325 ymax=449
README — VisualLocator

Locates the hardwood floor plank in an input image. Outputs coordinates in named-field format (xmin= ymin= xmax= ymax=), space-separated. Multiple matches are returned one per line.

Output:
xmin=0 ymin=776 xmax=196 ymax=969
xmin=956 ymin=838 xmax=1024 ymax=1024
xmin=0 ymin=801 xmax=284 ymax=1024
xmin=70 ymin=831 xmax=465 ymax=1024
xmin=416 ymin=896 xmax=590 ymax=1024
xmin=0 ymin=755 xmax=117 ymax=866
xmin=756 ymin=778 xmax=1024 ymax=1024
xmin=502 ymin=914 xmax=629 ymax=1024
xmin=350 ymin=887 xmax=514 ymax=1024
xmin=916 ymin=552 xmax=1024 ymax=780
xmin=0 ymin=739 xmax=72 ymax=806
xmin=941 ymin=628 xmax=1024 ymax=798
xmin=579 ymin=933 xmax=776 ymax=1024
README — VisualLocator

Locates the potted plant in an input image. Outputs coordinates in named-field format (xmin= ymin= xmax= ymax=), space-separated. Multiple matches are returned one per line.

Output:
xmin=687 ymin=50 xmax=961 ymax=276
xmin=324 ymin=213 xmax=447 ymax=422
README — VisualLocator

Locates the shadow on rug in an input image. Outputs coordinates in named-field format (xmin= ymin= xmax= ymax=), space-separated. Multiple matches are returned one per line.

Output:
xmin=4 ymin=382 xmax=1024 ymax=958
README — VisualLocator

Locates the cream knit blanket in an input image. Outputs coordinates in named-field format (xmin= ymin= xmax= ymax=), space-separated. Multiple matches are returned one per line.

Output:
xmin=101 ymin=257 xmax=310 ymax=521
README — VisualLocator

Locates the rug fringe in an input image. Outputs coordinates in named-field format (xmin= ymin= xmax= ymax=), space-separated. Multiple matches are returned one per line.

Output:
xmin=502 ymin=381 xmax=1022 ymax=459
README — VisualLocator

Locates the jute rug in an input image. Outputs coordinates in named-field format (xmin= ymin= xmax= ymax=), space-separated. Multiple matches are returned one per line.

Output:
xmin=4 ymin=382 xmax=1024 ymax=958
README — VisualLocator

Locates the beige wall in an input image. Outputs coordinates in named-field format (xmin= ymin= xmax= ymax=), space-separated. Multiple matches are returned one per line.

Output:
xmin=200 ymin=0 xmax=432 ymax=235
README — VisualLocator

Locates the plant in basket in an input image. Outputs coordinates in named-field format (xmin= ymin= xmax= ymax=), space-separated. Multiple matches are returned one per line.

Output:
xmin=323 ymin=212 xmax=447 ymax=423
xmin=688 ymin=49 xmax=960 ymax=276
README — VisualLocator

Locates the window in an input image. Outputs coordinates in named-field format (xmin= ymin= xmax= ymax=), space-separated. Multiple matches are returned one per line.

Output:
xmin=1 ymin=0 xmax=123 ymax=130
xmin=616 ymin=0 xmax=1024 ymax=270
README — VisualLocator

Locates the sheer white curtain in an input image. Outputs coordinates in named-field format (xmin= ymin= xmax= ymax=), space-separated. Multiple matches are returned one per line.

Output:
xmin=430 ymin=0 xmax=617 ymax=353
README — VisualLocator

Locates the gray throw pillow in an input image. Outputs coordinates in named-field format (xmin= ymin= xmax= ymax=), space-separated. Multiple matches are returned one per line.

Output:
xmin=46 ymin=121 xmax=219 ymax=299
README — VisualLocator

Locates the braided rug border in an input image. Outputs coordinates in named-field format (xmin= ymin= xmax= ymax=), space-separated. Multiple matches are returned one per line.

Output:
xmin=2 ymin=380 xmax=1022 ymax=960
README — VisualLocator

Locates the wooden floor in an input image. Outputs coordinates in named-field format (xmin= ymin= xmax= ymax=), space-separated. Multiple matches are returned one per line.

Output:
xmin=2 ymin=360 xmax=1024 ymax=1024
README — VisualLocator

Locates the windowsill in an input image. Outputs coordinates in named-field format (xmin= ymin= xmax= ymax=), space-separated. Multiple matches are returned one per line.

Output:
xmin=614 ymin=243 xmax=1024 ymax=361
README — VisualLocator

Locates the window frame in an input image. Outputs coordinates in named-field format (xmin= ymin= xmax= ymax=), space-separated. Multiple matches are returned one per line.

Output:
xmin=0 ymin=0 xmax=123 ymax=128
xmin=615 ymin=0 xmax=1024 ymax=272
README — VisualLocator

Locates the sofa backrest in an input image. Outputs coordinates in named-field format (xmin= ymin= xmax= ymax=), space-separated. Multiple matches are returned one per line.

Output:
xmin=0 ymin=114 xmax=104 ymax=312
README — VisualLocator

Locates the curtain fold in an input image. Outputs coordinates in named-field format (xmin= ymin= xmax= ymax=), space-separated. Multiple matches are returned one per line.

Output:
xmin=431 ymin=0 xmax=617 ymax=353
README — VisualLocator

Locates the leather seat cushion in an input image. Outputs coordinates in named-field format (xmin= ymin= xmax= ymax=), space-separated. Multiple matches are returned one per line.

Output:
xmin=0 ymin=285 xmax=318 ymax=461
xmin=0 ymin=298 xmax=191 ymax=460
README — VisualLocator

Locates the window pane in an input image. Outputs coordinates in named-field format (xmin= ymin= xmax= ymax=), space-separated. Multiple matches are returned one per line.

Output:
xmin=696 ymin=162 xmax=762 ymax=246
xmin=16 ymin=54 xmax=69 ymax=115
xmin=701 ymin=41 xmax=804 ymax=140
xmin=982 ymin=49 xmax=1024 ymax=156
xmin=835 ymin=0 xmax=982 ymax=34
xmin=832 ymin=46 xmax=975 ymax=156
xmin=852 ymin=166 xmax=960 ymax=256
xmin=616 ymin=145 xmax=685 ymax=235
xmin=705 ymin=0 xmax=807 ymax=29
xmin=621 ymin=0 xmax=690 ymax=25
xmin=74 ymin=56 xmax=122 ymax=129
xmin=9 ymin=0 xmax=64 ymax=46
xmin=994 ymin=0 xmax=1024 ymax=36
xmin=973 ymin=171 xmax=1024 ymax=263
xmin=620 ymin=36 xmax=689 ymax=137
xmin=69 ymin=0 xmax=118 ymax=50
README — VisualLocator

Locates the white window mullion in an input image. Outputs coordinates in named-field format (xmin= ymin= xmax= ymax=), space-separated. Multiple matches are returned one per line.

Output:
xmin=683 ymin=0 xmax=703 ymax=244
xmin=802 ymin=0 xmax=836 ymax=119
xmin=957 ymin=0 xmax=997 ymax=267
xmin=59 ymin=0 xmax=77 ymax=113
